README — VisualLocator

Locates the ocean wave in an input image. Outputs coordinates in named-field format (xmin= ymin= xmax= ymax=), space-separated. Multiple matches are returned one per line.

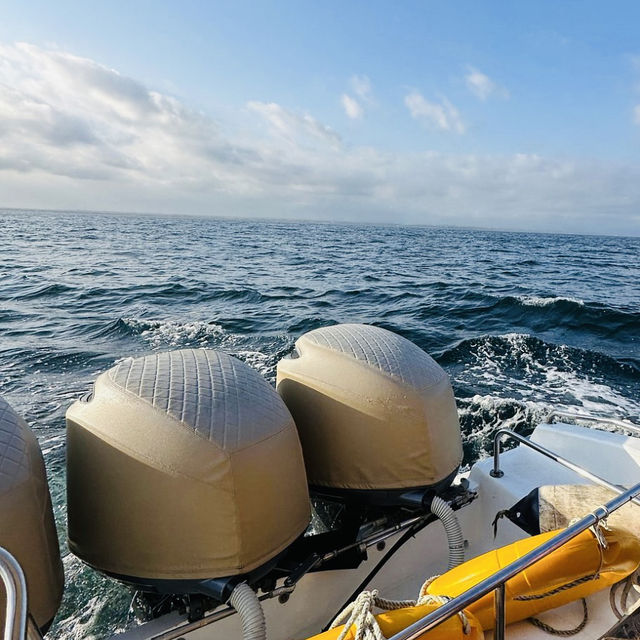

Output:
xmin=73 ymin=283 xmax=272 ymax=307
xmin=7 ymin=282 xmax=75 ymax=301
xmin=234 ymin=349 xmax=274 ymax=379
xmin=117 ymin=318 xmax=225 ymax=348
xmin=51 ymin=554 xmax=132 ymax=640
xmin=445 ymin=333 xmax=640 ymax=420
xmin=0 ymin=346 xmax=104 ymax=375
xmin=91 ymin=317 xmax=289 ymax=381
xmin=457 ymin=394 xmax=550 ymax=466
xmin=2 ymin=213 xmax=639 ymax=640
xmin=514 ymin=295 xmax=584 ymax=307
xmin=500 ymin=297 xmax=640 ymax=337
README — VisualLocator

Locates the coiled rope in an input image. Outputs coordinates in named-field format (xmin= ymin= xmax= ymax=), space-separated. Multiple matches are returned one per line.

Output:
xmin=609 ymin=566 xmax=640 ymax=619
xmin=522 ymin=521 xmax=609 ymax=636
xmin=328 ymin=498 xmax=468 ymax=640
xmin=329 ymin=576 xmax=472 ymax=640
xmin=528 ymin=599 xmax=589 ymax=637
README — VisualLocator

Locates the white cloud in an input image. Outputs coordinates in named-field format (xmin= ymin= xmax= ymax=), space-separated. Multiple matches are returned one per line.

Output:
xmin=0 ymin=42 xmax=232 ymax=184
xmin=465 ymin=67 xmax=509 ymax=101
xmin=0 ymin=42 xmax=639 ymax=235
xmin=340 ymin=74 xmax=372 ymax=119
xmin=404 ymin=91 xmax=465 ymax=134
xmin=350 ymin=75 xmax=372 ymax=102
xmin=247 ymin=100 xmax=341 ymax=146
xmin=341 ymin=94 xmax=363 ymax=119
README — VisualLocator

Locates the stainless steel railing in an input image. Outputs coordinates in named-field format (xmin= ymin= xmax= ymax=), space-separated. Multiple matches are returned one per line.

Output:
xmin=0 ymin=547 xmax=28 ymax=640
xmin=547 ymin=410 xmax=640 ymax=437
xmin=489 ymin=428 xmax=640 ymax=509
xmin=389 ymin=481 xmax=640 ymax=640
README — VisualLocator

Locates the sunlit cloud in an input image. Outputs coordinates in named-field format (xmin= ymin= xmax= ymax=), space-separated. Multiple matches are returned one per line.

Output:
xmin=350 ymin=74 xmax=372 ymax=102
xmin=341 ymin=94 xmax=363 ymax=119
xmin=404 ymin=91 xmax=465 ymax=133
xmin=247 ymin=101 xmax=341 ymax=146
xmin=0 ymin=42 xmax=639 ymax=234
xmin=464 ymin=67 xmax=509 ymax=101
xmin=340 ymin=74 xmax=373 ymax=119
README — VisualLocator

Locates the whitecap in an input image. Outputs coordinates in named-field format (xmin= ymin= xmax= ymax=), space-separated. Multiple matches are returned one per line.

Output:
xmin=516 ymin=295 xmax=584 ymax=307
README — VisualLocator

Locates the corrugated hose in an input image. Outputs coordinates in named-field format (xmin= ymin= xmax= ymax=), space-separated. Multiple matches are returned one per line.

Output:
xmin=430 ymin=495 xmax=465 ymax=570
xmin=228 ymin=582 xmax=266 ymax=640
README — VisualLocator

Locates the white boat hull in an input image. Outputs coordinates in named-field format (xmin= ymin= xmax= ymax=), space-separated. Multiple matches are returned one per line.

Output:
xmin=116 ymin=421 xmax=640 ymax=640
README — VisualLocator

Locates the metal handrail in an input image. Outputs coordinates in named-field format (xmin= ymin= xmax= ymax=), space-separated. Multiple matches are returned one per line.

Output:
xmin=388 ymin=481 xmax=640 ymax=640
xmin=0 ymin=547 xmax=28 ymax=640
xmin=489 ymin=428 xmax=640 ymax=509
xmin=547 ymin=410 xmax=640 ymax=436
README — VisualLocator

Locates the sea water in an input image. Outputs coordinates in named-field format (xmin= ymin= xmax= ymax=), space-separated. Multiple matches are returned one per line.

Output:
xmin=1 ymin=209 xmax=638 ymax=638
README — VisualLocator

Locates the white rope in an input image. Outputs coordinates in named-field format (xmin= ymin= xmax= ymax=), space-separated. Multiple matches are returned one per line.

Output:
xmin=329 ymin=576 xmax=471 ymax=639
xmin=329 ymin=591 xmax=387 ymax=640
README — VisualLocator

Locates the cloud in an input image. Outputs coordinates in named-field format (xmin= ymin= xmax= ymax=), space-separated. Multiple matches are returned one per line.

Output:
xmin=340 ymin=74 xmax=373 ymax=119
xmin=465 ymin=67 xmax=509 ymax=101
xmin=341 ymin=94 xmax=363 ymax=119
xmin=0 ymin=42 xmax=639 ymax=235
xmin=0 ymin=42 xmax=231 ymax=184
xmin=351 ymin=75 xmax=372 ymax=102
xmin=404 ymin=91 xmax=465 ymax=133
xmin=246 ymin=101 xmax=341 ymax=146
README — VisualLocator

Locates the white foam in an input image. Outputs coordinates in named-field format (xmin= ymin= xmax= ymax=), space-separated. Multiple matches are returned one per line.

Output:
xmin=516 ymin=295 xmax=584 ymax=307
xmin=452 ymin=333 xmax=639 ymax=421
xmin=543 ymin=367 xmax=640 ymax=416
xmin=235 ymin=349 xmax=273 ymax=379
xmin=51 ymin=554 xmax=133 ymax=640
xmin=125 ymin=318 xmax=224 ymax=349
xmin=121 ymin=317 xmax=279 ymax=381
xmin=40 ymin=433 xmax=66 ymax=455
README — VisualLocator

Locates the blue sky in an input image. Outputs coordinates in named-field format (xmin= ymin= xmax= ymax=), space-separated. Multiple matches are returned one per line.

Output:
xmin=1 ymin=1 xmax=640 ymax=234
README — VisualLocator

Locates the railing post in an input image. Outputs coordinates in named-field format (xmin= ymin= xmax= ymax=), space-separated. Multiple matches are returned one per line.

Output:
xmin=494 ymin=583 xmax=506 ymax=640
xmin=490 ymin=430 xmax=505 ymax=477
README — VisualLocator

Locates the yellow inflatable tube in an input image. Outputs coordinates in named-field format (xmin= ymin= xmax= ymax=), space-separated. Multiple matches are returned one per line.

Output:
xmin=427 ymin=525 xmax=640 ymax=630
xmin=305 ymin=601 xmax=484 ymax=640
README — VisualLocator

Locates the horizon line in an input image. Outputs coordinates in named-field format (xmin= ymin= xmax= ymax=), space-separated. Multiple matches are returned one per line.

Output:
xmin=1 ymin=206 xmax=638 ymax=240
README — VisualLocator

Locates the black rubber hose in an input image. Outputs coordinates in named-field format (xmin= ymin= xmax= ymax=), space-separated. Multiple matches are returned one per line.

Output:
xmin=321 ymin=513 xmax=436 ymax=632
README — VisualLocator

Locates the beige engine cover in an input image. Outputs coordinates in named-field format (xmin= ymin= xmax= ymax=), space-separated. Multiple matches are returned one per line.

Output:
xmin=277 ymin=324 xmax=463 ymax=491
xmin=66 ymin=349 xmax=310 ymax=580
xmin=0 ymin=396 xmax=64 ymax=630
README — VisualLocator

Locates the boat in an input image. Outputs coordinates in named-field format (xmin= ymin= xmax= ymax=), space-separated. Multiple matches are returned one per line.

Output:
xmin=1 ymin=323 xmax=639 ymax=640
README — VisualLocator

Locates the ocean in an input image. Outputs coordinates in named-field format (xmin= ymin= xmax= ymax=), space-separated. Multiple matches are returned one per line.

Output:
xmin=1 ymin=209 xmax=639 ymax=638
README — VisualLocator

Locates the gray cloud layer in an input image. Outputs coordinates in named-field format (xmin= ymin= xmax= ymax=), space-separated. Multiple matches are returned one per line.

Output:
xmin=1 ymin=43 xmax=639 ymax=235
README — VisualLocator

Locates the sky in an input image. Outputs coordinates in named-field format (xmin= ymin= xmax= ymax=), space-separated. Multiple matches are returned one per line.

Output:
xmin=1 ymin=1 xmax=640 ymax=235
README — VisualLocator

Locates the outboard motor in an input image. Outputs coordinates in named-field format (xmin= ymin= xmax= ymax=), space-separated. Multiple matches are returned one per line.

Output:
xmin=66 ymin=349 xmax=310 ymax=613
xmin=0 ymin=396 xmax=64 ymax=632
xmin=276 ymin=324 xmax=463 ymax=506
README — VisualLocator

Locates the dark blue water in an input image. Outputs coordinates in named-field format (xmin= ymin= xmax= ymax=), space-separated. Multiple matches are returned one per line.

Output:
xmin=1 ymin=209 xmax=639 ymax=638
